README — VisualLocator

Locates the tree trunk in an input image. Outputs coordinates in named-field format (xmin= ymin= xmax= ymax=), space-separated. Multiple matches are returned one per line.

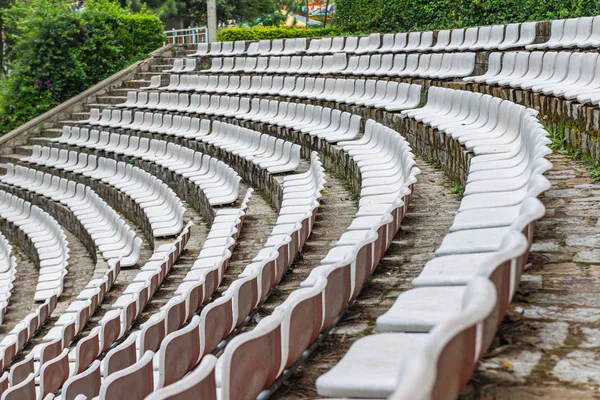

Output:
xmin=0 ymin=10 xmax=4 ymax=75
xmin=305 ymin=0 xmax=309 ymax=27
xmin=322 ymin=0 xmax=329 ymax=27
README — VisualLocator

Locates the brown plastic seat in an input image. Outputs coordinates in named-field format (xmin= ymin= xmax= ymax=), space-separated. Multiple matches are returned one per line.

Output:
xmin=99 ymin=310 xmax=121 ymax=353
xmin=156 ymin=316 xmax=202 ymax=389
xmin=38 ymin=349 xmax=70 ymax=399
xmin=102 ymin=332 xmax=137 ymax=377
xmin=146 ymin=355 xmax=217 ymax=400
xmin=199 ymin=295 xmax=234 ymax=356
xmin=62 ymin=360 xmax=101 ymax=400
xmin=8 ymin=353 xmax=34 ymax=387
xmin=277 ymin=278 xmax=326 ymax=372
xmin=138 ymin=312 xmax=166 ymax=359
xmin=1 ymin=372 xmax=35 ymax=400
xmin=0 ymin=372 xmax=8 ymax=399
xmin=163 ymin=296 xmax=187 ymax=335
xmin=99 ymin=351 xmax=154 ymax=400
xmin=220 ymin=312 xmax=284 ymax=400
xmin=72 ymin=328 xmax=100 ymax=375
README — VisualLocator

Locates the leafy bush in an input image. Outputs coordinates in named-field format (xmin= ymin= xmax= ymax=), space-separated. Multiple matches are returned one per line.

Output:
xmin=0 ymin=0 xmax=165 ymax=135
xmin=217 ymin=26 xmax=341 ymax=42
xmin=334 ymin=0 xmax=600 ymax=34
xmin=255 ymin=11 xmax=289 ymax=27
xmin=187 ymin=0 xmax=278 ymax=26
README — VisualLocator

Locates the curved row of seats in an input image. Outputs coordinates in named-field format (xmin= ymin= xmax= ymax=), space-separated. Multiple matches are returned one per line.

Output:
xmin=1 ymin=165 xmax=142 ymax=267
xmin=89 ymin=97 xmax=361 ymax=145
xmin=69 ymin=155 xmax=323 ymax=399
xmin=315 ymin=88 xmax=551 ymax=398
xmin=123 ymin=80 xmax=418 ymax=113
xmin=527 ymin=16 xmax=600 ymax=49
xmin=69 ymin=111 xmax=301 ymax=174
xmin=164 ymin=120 xmax=417 ymax=400
xmin=0 ymin=232 xmax=16 ymax=326
xmin=0 ymin=190 xmax=68 ymax=302
xmin=0 ymin=296 xmax=58 ymax=387
xmin=201 ymin=122 xmax=301 ymax=173
xmin=20 ymin=190 xmax=247 ymax=399
xmin=83 ymin=108 xmax=208 ymax=133
xmin=188 ymin=21 xmax=538 ymax=59
xmin=52 ymin=126 xmax=243 ymax=204
xmin=0 ymin=223 xmax=193 ymax=399
xmin=136 ymin=157 xmax=324 ymax=397
xmin=187 ymin=52 xmax=475 ymax=79
xmin=24 ymin=146 xmax=186 ymax=237
xmin=2 ymin=257 xmax=121 ymax=400
xmin=154 ymin=75 xmax=422 ymax=112
xmin=143 ymin=158 xmax=321 ymax=390
xmin=134 ymin=119 xmax=416 ymax=399
xmin=156 ymin=72 xmax=420 ymax=100
xmin=92 ymin=89 xmax=417 ymax=147
xmin=466 ymin=51 xmax=600 ymax=105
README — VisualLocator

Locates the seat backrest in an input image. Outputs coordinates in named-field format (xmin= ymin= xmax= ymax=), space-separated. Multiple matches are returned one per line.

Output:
xmin=62 ymin=360 xmax=101 ymax=400
xmin=103 ymin=332 xmax=137 ymax=377
xmin=476 ymin=231 xmax=528 ymax=346
xmin=74 ymin=327 xmax=100 ymax=375
xmin=220 ymin=312 xmax=284 ymax=400
xmin=433 ymin=30 xmax=450 ymax=48
xmin=426 ymin=277 xmax=497 ymax=399
xmin=39 ymin=348 xmax=70 ymax=399
xmin=200 ymin=293 xmax=234 ymax=355
xmin=8 ymin=353 xmax=33 ymax=387
xmin=100 ymin=309 xmax=121 ymax=352
xmin=157 ymin=316 xmax=202 ymax=389
xmin=277 ymin=277 xmax=326 ymax=372
xmin=146 ymin=355 xmax=218 ymax=400
xmin=99 ymin=351 xmax=154 ymax=400
xmin=1 ymin=373 xmax=35 ymax=400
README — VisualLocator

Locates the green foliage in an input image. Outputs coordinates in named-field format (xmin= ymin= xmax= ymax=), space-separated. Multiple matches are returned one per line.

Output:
xmin=334 ymin=0 xmax=600 ymax=34
xmin=546 ymin=123 xmax=600 ymax=182
xmin=546 ymin=122 xmax=568 ymax=150
xmin=0 ymin=0 xmax=165 ymax=135
xmin=187 ymin=0 xmax=278 ymax=25
xmin=450 ymin=183 xmax=465 ymax=198
xmin=255 ymin=10 xmax=289 ymax=27
xmin=217 ymin=26 xmax=341 ymax=41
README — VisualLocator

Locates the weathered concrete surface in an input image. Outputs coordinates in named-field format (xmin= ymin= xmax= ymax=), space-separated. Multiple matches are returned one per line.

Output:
xmin=463 ymin=151 xmax=600 ymax=399
xmin=0 ymin=246 xmax=38 ymax=339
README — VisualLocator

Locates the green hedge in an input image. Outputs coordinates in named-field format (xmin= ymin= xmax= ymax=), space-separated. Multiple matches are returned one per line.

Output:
xmin=0 ymin=0 xmax=165 ymax=135
xmin=334 ymin=0 xmax=600 ymax=34
xmin=217 ymin=26 xmax=342 ymax=42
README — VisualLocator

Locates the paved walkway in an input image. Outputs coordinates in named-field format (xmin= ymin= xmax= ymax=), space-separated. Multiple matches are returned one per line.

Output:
xmin=465 ymin=151 xmax=600 ymax=399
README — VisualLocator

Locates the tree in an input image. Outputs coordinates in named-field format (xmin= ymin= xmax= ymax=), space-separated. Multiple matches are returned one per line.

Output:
xmin=187 ymin=0 xmax=277 ymax=25
xmin=0 ymin=0 xmax=165 ymax=134
xmin=0 ymin=0 xmax=11 ymax=76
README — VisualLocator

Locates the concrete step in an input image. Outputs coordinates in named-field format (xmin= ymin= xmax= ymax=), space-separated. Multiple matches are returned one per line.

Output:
xmin=59 ymin=118 xmax=85 ymax=125
xmin=83 ymin=103 xmax=111 ymax=110
xmin=14 ymin=145 xmax=33 ymax=156
xmin=96 ymin=95 xmax=127 ymax=105
xmin=37 ymin=128 xmax=63 ymax=139
xmin=110 ymin=88 xmax=142 ymax=95
xmin=31 ymin=137 xmax=52 ymax=146
xmin=0 ymin=154 xmax=23 ymax=164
